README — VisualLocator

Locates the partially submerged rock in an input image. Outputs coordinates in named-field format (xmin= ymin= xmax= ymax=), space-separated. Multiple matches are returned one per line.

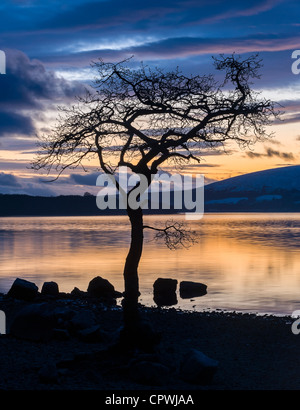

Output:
xmin=179 ymin=281 xmax=207 ymax=299
xmin=153 ymin=278 xmax=178 ymax=307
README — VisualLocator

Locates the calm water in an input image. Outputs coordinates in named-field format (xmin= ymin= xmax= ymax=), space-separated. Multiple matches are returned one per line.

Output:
xmin=1 ymin=213 xmax=300 ymax=315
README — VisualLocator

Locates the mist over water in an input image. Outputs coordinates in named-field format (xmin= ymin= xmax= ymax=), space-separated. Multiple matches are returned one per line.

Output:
xmin=0 ymin=213 xmax=300 ymax=315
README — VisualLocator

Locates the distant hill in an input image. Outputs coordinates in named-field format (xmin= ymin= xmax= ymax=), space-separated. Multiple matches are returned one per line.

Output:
xmin=0 ymin=166 xmax=300 ymax=216
xmin=204 ymin=165 xmax=300 ymax=212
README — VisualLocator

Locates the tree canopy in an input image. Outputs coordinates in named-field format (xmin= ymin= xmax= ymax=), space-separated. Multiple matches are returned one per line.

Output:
xmin=32 ymin=54 xmax=278 ymax=183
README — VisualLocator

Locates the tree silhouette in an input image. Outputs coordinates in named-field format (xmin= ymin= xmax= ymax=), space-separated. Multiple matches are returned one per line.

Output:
xmin=32 ymin=54 xmax=278 ymax=346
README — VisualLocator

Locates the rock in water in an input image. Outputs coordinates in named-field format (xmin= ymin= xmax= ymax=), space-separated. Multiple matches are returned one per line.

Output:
xmin=153 ymin=278 xmax=178 ymax=307
xmin=179 ymin=281 xmax=207 ymax=299
xmin=180 ymin=349 xmax=218 ymax=384
xmin=7 ymin=278 xmax=38 ymax=301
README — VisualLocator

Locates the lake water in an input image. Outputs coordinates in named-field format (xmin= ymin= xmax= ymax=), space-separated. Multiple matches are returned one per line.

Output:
xmin=0 ymin=213 xmax=300 ymax=316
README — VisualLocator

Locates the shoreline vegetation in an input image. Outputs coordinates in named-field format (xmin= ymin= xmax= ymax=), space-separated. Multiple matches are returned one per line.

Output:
xmin=0 ymin=277 xmax=298 ymax=390
xmin=1 ymin=190 xmax=300 ymax=217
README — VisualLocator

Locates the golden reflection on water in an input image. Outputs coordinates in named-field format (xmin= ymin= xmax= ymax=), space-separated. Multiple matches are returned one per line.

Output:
xmin=0 ymin=213 xmax=300 ymax=315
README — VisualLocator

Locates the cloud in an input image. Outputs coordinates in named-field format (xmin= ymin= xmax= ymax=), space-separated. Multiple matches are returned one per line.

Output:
xmin=0 ymin=172 xmax=21 ymax=187
xmin=0 ymin=0 xmax=289 ymax=69
xmin=0 ymin=111 xmax=35 ymax=135
xmin=0 ymin=170 xmax=101 ymax=196
xmin=246 ymin=146 xmax=296 ymax=161
xmin=265 ymin=148 xmax=294 ymax=161
xmin=183 ymin=163 xmax=220 ymax=168
xmin=70 ymin=172 xmax=99 ymax=186
xmin=33 ymin=0 xmax=283 ymax=33
xmin=246 ymin=151 xmax=263 ymax=159
xmin=0 ymin=49 xmax=86 ymax=138
xmin=41 ymin=34 xmax=300 ymax=68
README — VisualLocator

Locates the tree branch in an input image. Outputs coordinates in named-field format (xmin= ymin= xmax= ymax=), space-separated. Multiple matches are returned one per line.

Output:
xmin=143 ymin=220 xmax=197 ymax=250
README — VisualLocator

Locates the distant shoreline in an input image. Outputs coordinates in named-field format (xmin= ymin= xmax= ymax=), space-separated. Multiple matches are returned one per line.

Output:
xmin=1 ymin=211 xmax=300 ymax=218
xmin=1 ymin=189 xmax=300 ymax=216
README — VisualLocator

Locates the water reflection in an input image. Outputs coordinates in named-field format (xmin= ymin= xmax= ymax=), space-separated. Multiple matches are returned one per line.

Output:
xmin=0 ymin=214 xmax=300 ymax=315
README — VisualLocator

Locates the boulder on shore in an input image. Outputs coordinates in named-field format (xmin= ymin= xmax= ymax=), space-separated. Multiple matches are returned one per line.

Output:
xmin=179 ymin=281 xmax=207 ymax=299
xmin=153 ymin=278 xmax=178 ymax=307
xmin=87 ymin=276 xmax=121 ymax=298
xmin=7 ymin=278 xmax=38 ymax=301
xmin=180 ymin=348 xmax=218 ymax=385
xmin=41 ymin=281 xmax=59 ymax=297
xmin=129 ymin=360 xmax=171 ymax=386
xmin=9 ymin=302 xmax=102 ymax=341
xmin=10 ymin=303 xmax=59 ymax=341
xmin=38 ymin=363 xmax=59 ymax=384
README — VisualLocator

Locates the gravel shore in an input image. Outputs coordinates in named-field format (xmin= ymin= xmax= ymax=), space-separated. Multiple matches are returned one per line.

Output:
xmin=0 ymin=293 xmax=298 ymax=391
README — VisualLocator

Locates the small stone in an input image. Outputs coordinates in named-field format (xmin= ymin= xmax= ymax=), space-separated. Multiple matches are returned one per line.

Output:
xmin=53 ymin=328 xmax=70 ymax=341
xmin=180 ymin=349 xmax=218 ymax=385
xmin=70 ymin=287 xmax=86 ymax=297
xmin=69 ymin=310 xmax=97 ymax=331
xmin=77 ymin=325 xmax=104 ymax=342
xmin=129 ymin=361 xmax=170 ymax=386
xmin=38 ymin=363 xmax=58 ymax=384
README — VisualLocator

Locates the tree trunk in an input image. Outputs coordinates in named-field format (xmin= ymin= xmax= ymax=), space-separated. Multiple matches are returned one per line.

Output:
xmin=122 ymin=206 xmax=144 ymax=330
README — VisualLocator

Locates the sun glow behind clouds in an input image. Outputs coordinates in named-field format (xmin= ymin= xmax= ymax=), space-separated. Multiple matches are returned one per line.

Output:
xmin=55 ymin=67 xmax=95 ymax=82
xmin=73 ymin=36 xmax=157 ymax=53
xmin=255 ymin=85 xmax=300 ymax=101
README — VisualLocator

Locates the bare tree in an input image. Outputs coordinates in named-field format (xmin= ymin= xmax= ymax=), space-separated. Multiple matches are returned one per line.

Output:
xmin=32 ymin=54 xmax=278 ymax=344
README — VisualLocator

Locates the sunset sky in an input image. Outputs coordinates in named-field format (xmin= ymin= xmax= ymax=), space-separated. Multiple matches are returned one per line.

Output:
xmin=0 ymin=0 xmax=300 ymax=196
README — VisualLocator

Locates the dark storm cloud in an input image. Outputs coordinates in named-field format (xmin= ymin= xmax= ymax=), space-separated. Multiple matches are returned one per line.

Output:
xmin=0 ymin=0 xmax=289 ymax=60
xmin=0 ymin=0 xmax=297 ymax=91
xmin=0 ymin=170 xmax=100 ymax=196
xmin=0 ymin=111 xmax=35 ymax=135
xmin=0 ymin=49 xmax=86 ymax=138
xmin=0 ymin=0 xmax=272 ymax=35
xmin=70 ymin=172 xmax=99 ymax=186
xmin=0 ymin=172 xmax=21 ymax=187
